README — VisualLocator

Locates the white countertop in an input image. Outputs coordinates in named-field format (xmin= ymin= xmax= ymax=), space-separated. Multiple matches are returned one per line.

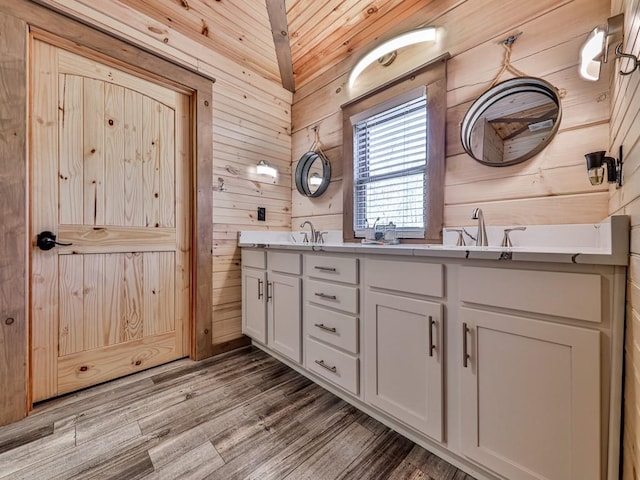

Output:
xmin=238 ymin=216 xmax=630 ymax=266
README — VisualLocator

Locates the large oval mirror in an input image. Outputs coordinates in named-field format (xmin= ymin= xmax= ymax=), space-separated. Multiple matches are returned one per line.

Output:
xmin=295 ymin=151 xmax=331 ymax=197
xmin=461 ymin=77 xmax=562 ymax=167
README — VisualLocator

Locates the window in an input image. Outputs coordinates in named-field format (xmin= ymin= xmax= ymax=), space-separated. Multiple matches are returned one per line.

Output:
xmin=341 ymin=56 xmax=447 ymax=242
xmin=352 ymin=90 xmax=427 ymax=238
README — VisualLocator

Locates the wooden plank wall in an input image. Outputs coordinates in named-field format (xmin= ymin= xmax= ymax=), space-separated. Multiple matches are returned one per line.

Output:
xmin=609 ymin=0 xmax=640 ymax=478
xmin=34 ymin=0 xmax=293 ymax=348
xmin=291 ymin=0 xmax=612 ymax=230
xmin=0 ymin=11 xmax=28 ymax=426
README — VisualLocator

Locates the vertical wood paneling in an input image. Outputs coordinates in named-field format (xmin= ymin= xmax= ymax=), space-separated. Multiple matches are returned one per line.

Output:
xmin=175 ymin=93 xmax=190 ymax=355
xmin=143 ymin=252 xmax=160 ymax=336
xmin=102 ymin=253 xmax=124 ymax=346
xmin=83 ymin=254 xmax=104 ymax=350
xmin=123 ymin=252 xmax=144 ymax=341
xmin=104 ymin=83 xmax=125 ymax=226
xmin=83 ymin=78 xmax=105 ymax=226
xmin=124 ymin=89 xmax=144 ymax=227
xmin=159 ymin=252 xmax=176 ymax=334
xmin=58 ymin=255 xmax=84 ymax=355
xmin=158 ymin=103 xmax=175 ymax=228
xmin=0 ymin=10 xmax=28 ymax=424
xmin=143 ymin=96 xmax=161 ymax=228
xmin=59 ymin=74 xmax=83 ymax=225
xmin=31 ymin=39 xmax=60 ymax=402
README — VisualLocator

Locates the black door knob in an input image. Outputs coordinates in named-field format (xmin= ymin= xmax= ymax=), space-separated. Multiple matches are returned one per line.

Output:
xmin=36 ymin=231 xmax=72 ymax=251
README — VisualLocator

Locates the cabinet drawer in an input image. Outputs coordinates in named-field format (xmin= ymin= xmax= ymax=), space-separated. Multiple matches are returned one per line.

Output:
xmin=305 ymin=303 xmax=358 ymax=354
xmin=366 ymin=259 xmax=443 ymax=298
xmin=267 ymin=251 xmax=301 ymax=275
xmin=460 ymin=266 xmax=602 ymax=323
xmin=306 ymin=279 xmax=358 ymax=314
xmin=305 ymin=255 xmax=358 ymax=284
xmin=242 ymin=249 xmax=266 ymax=269
xmin=305 ymin=337 xmax=359 ymax=395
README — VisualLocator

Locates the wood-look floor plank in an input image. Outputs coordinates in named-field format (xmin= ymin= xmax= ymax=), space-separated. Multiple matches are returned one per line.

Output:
xmin=71 ymin=347 xmax=280 ymax=443
xmin=0 ymin=347 xmax=475 ymax=480
xmin=403 ymin=444 xmax=460 ymax=480
xmin=0 ymin=419 xmax=76 ymax=479
xmin=146 ymin=441 xmax=224 ymax=480
xmin=0 ymin=423 xmax=54 ymax=454
xmin=66 ymin=449 xmax=154 ymax=480
xmin=5 ymin=422 xmax=142 ymax=479
xmin=284 ymin=421 xmax=376 ymax=480
xmin=138 ymin=362 xmax=295 ymax=438
xmin=204 ymin=404 xmax=362 ymax=480
xmin=73 ymin=353 xmax=281 ymax=444
xmin=336 ymin=429 xmax=417 ymax=480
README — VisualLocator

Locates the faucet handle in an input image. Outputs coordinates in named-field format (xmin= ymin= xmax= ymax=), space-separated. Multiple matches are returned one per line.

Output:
xmin=301 ymin=232 xmax=309 ymax=244
xmin=501 ymin=227 xmax=527 ymax=248
xmin=445 ymin=228 xmax=466 ymax=247
xmin=317 ymin=232 xmax=327 ymax=244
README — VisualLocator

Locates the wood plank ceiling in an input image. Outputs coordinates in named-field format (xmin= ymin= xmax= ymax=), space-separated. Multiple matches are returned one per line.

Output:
xmin=112 ymin=0 xmax=431 ymax=92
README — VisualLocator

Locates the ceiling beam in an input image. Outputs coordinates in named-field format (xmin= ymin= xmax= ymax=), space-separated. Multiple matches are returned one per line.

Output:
xmin=266 ymin=0 xmax=295 ymax=92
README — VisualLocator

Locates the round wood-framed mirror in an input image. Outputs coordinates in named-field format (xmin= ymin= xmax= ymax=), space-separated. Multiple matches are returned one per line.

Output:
xmin=295 ymin=151 xmax=331 ymax=197
xmin=460 ymin=77 xmax=562 ymax=167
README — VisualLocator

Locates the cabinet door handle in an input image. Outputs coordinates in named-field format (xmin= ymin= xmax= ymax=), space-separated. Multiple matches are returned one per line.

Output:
xmin=462 ymin=322 xmax=470 ymax=368
xmin=257 ymin=279 xmax=263 ymax=300
xmin=314 ymin=266 xmax=337 ymax=272
xmin=266 ymin=281 xmax=272 ymax=301
xmin=314 ymin=292 xmax=337 ymax=300
xmin=314 ymin=359 xmax=337 ymax=373
xmin=314 ymin=323 xmax=337 ymax=333
xmin=428 ymin=316 xmax=436 ymax=357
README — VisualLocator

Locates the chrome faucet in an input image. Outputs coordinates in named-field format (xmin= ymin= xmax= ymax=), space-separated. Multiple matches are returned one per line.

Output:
xmin=300 ymin=220 xmax=317 ymax=244
xmin=472 ymin=208 xmax=488 ymax=246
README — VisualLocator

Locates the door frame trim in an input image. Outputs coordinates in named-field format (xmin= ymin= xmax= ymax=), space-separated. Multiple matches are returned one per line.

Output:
xmin=0 ymin=0 xmax=214 ymax=425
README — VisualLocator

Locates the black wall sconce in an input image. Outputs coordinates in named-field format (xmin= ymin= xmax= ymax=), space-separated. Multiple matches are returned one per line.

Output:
xmin=585 ymin=145 xmax=623 ymax=187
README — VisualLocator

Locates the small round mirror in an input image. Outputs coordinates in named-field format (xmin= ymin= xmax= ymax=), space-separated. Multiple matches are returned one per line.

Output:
xmin=461 ymin=77 xmax=562 ymax=167
xmin=295 ymin=151 xmax=331 ymax=197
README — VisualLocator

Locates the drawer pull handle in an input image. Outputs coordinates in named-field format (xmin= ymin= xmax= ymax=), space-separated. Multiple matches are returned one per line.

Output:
xmin=428 ymin=316 xmax=436 ymax=357
xmin=314 ymin=359 xmax=337 ymax=373
xmin=462 ymin=322 xmax=470 ymax=368
xmin=257 ymin=279 xmax=263 ymax=300
xmin=266 ymin=281 xmax=273 ymax=301
xmin=314 ymin=292 xmax=337 ymax=300
xmin=314 ymin=266 xmax=337 ymax=272
xmin=314 ymin=323 xmax=337 ymax=333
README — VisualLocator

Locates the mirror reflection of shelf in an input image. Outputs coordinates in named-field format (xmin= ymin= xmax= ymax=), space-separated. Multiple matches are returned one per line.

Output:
xmin=461 ymin=77 xmax=562 ymax=167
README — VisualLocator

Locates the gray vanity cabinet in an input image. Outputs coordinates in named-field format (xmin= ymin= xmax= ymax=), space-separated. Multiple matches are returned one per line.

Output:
xmin=242 ymin=249 xmax=302 ymax=363
xmin=304 ymin=254 xmax=360 ymax=395
xmin=458 ymin=266 xmax=606 ymax=480
xmin=459 ymin=307 xmax=600 ymax=480
xmin=363 ymin=259 xmax=445 ymax=442
xmin=240 ymin=247 xmax=624 ymax=480
xmin=241 ymin=250 xmax=267 ymax=343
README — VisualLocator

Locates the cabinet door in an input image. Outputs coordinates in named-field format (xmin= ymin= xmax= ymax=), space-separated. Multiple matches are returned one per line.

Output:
xmin=460 ymin=308 xmax=600 ymax=480
xmin=268 ymin=273 xmax=302 ymax=363
xmin=364 ymin=291 xmax=443 ymax=442
xmin=242 ymin=268 xmax=267 ymax=343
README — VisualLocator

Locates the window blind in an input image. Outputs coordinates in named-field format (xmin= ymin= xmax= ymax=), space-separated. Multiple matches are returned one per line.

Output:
xmin=353 ymin=94 xmax=427 ymax=238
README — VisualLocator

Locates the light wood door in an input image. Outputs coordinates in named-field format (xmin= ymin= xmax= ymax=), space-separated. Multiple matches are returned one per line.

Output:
xmin=242 ymin=268 xmax=267 ymax=343
xmin=364 ymin=291 xmax=444 ymax=442
xmin=459 ymin=307 xmax=600 ymax=480
xmin=30 ymin=39 xmax=191 ymax=402
xmin=267 ymin=273 xmax=301 ymax=363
